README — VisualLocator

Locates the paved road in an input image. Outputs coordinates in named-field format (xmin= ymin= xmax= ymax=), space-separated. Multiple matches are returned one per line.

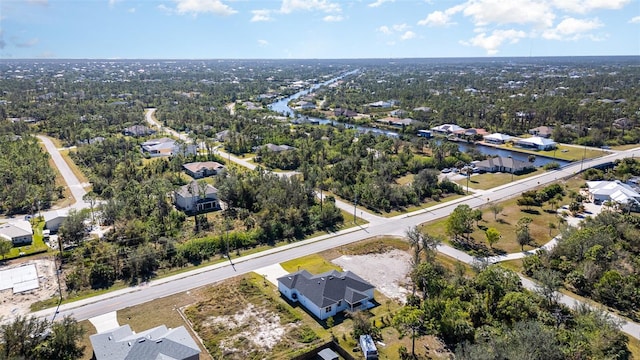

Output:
xmin=35 ymin=136 xmax=89 ymax=217
xmin=31 ymin=143 xmax=640 ymax=339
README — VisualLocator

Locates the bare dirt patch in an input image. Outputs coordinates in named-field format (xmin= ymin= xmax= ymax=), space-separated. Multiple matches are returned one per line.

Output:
xmin=332 ymin=249 xmax=412 ymax=304
xmin=0 ymin=258 xmax=59 ymax=319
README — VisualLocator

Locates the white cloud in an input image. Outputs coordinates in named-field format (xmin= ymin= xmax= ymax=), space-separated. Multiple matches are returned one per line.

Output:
xmin=400 ymin=31 xmax=416 ymax=40
xmin=392 ymin=23 xmax=409 ymax=32
xmin=462 ymin=29 xmax=526 ymax=54
xmin=417 ymin=10 xmax=454 ymax=27
xmin=108 ymin=0 xmax=122 ymax=7
xmin=323 ymin=15 xmax=344 ymax=22
xmin=128 ymin=7 xmax=136 ymax=13
xmin=279 ymin=0 xmax=341 ymax=14
xmin=542 ymin=17 xmax=603 ymax=40
xmin=257 ymin=39 xmax=269 ymax=47
xmin=368 ymin=0 xmax=393 ymax=7
xmin=630 ymin=16 xmax=640 ymax=23
xmin=172 ymin=0 xmax=237 ymax=16
xmin=378 ymin=25 xmax=391 ymax=34
xmin=157 ymin=4 xmax=173 ymax=13
xmin=251 ymin=9 xmax=272 ymax=22
xmin=551 ymin=0 xmax=630 ymax=13
xmin=461 ymin=0 xmax=555 ymax=28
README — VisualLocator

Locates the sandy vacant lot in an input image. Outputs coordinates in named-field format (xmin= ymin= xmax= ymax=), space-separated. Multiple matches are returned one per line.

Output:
xmin=332 ymin=249 xmax=411 ymax=304
xmin=0 ymin=258 xmax=59 ymax=320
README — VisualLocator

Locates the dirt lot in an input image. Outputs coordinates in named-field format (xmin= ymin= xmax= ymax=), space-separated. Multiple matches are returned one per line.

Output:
xmin=0 ymin=257 xmax=59 ymax=319
xmin=332 ymin=249 xmax=411 ymax=304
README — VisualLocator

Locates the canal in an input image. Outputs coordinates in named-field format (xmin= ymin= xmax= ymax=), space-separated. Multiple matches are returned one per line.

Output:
xmin=268 ymin=72 xmax=570 ymax=167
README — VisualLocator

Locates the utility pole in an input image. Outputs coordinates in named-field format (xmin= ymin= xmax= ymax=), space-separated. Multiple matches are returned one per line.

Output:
xmin=353 ymin=193 xmax=358 ymax=224
xmin=580 ymin=145 xmax=587 ymax=171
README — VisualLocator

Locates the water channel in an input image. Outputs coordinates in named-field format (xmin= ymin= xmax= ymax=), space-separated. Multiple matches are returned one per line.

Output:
xmin=268 ymin=72 xmax=570 ymax=167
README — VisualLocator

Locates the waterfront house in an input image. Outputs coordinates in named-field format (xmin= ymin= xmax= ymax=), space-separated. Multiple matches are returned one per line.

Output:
xmin=277 ymin=269 xmax=375 ymax=320
xmin=431 ymin=124 xmax=464 ymax=134
xmin=483 ymin=133 xmax=513 ymax=145
xmin=515 ymin=136 xmax=557 ymax=151
xmin=417 ymin=130 xmax=433 ymax=138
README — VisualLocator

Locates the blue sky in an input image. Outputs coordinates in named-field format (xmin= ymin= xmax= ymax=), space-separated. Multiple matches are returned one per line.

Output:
xmin=1 ymin=0 xmax=639 ymax=59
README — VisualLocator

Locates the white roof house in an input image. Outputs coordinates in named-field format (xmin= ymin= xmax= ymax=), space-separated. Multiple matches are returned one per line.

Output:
xmin=431 ymin=124 xmax=464 ymax=134
xmin=0 ymin=221 xmax=33 ymax=245
xmin=587 ymin=181 xmax=640 ymax=207
xmin=515 ymin=136 xmax=557 ymax=150
xmin=483 ymin=133 xmax=513 ymax=144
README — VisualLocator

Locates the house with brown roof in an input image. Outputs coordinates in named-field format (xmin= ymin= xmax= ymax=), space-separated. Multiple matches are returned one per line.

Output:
xmin=183 ymin=162 xmax=225 ymax=179
xmin=528 ymin=126 xmax=554 ymax=138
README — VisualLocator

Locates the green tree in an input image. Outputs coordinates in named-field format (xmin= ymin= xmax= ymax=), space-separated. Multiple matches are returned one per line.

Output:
xmin=59 ymin=209 xmax=88 ymax=246
xmin=472 ymin=209 xmax=483 ymax=227
xmin=488 ymin=203 xmax=503 ymax=221
xmin=37 ymin=316 xmax=86 ymax=360
xmin=516 ymin=217 xmax=533 ymax=251
xmin=0 ymin=240 xmax=11 ymax=260
xmin=393 ymin=306 xmax=426 ymax=358
xmin=446 ymin=204 xmax=474 ymax=242
xmin=485 ymin=227 xmax=501 ymax=249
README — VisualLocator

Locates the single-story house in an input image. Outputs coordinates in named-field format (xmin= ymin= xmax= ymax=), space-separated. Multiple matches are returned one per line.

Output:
xmin=613 ymin=117 xmax=633 ymax=130
xmin=318 ymin=348 xmax=339 ymax=360
xmin=528 ymin=126 xmax=553 ymax=138
xmin=0 ymin=222 xmax=33 ymax=246
xmin=389 ymin=109 xmax=408 ymax=117
xmin=122 ymin=125 xmax=156 ymax=137
xmin=215 ymin=129 xmax=230 ymax=142
xmin=44 ymin=210 xmax=67 ymax=233
xmin=183 ymin=161 xmax=225 ymax=179
xmin=474 ymin=157 xmax=534 ymax=174
xmin=259 ymin=143 xmax=296 ymax=152
xmin=586 ymin=181 xmax=640 ymax=209
xmin=431 ymin=124 xmax=465 ymax=134
xmin=515 ymin=136 xmax=557 ymax=151
xmin=243 ymin=101 xmax=263 ymax=110
xmin=174 ymin=181 xmax=220 ymax=213
xmin=141 ymin=138 xmax=197 ymax=157
xmin=277 ymin=269 xmax=375 ymax=321
xmin=334 ymin=108 xmax=358 ymax=118
xmin=483 ymin=133 xmax=513 ymax=145
xmin=463 ymin=128 xmax=489 ymax=137
xmin=376 ymin=117 xmax=415 ymax=127
xmin=295 ymin=100 xmax=316 ymax=110
xmin=90 ymin=324 xmax=200 ymax=360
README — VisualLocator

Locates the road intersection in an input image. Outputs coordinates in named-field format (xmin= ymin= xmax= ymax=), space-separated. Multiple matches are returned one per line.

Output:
xmin=32 ymin=117 xmax=640 ymax=339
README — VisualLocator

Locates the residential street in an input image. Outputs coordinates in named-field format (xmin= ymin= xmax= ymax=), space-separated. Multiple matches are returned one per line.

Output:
xmin=30 ymin=137 xmax=640 ymax=339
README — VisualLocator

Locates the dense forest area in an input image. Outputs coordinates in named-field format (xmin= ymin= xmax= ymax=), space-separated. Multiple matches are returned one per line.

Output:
xmin=0 ymin=134 xmax=58 ymax=215
xmin=389 ymin=229 xmax=631 ymax=360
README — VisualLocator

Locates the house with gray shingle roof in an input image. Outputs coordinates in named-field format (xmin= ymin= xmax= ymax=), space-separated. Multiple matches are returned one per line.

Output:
xmin=0 ymin=222 xmax=33 ymax=245
xmin=277 ymin=270 xmax=375 ymax=320
xmin=90 ymin=324 xmax=200 ymax=360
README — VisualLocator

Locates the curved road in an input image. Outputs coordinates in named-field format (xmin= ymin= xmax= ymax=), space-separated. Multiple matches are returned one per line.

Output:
xmin=30 ymin=135 xmax=640 ymax=339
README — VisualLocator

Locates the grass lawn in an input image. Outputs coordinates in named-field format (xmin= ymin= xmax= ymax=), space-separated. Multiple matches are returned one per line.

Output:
xmin=5 ymin=218 xmax=49 ymax=260
xmin=281 ymin=254 xmax=342 ymax=274
xmin=495 ymin=143 xmax=603 ymax=161
xmin=455 ymin=168 xmax=544 ymax=190
xmin=420 ymin=195 xmax=563 ymax=257
xmin=611 ymin=144 xmax=640 ymax=151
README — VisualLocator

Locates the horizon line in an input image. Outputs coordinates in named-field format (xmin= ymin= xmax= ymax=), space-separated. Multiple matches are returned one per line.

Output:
xmin=1 ymin=54 xmax=639 ymax=61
